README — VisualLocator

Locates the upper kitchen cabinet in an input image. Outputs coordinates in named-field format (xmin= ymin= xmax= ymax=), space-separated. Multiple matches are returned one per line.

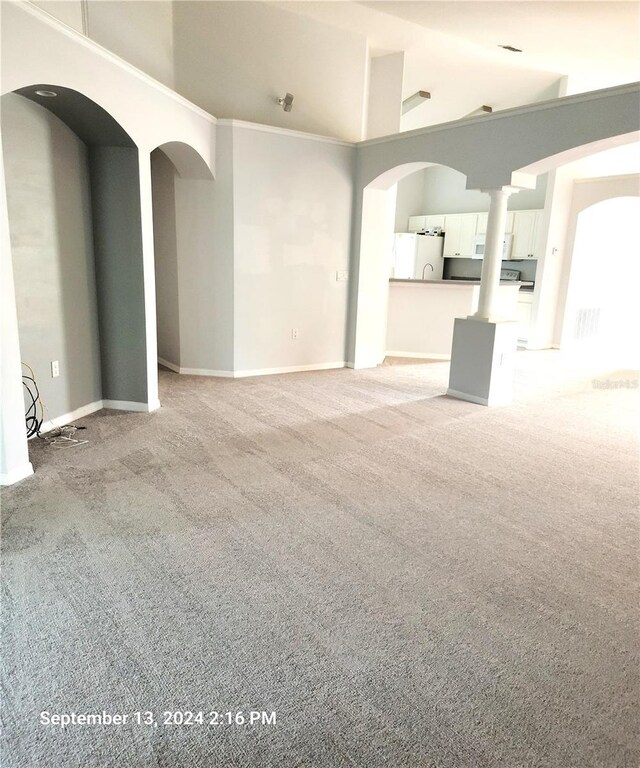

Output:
xmin=475 ymin=211 xmax=514 ymax=235
xmin=408 ymin=214 xmax=445 ymax=232
xmin=443 ymin=213 xmax=477 ymax=257
xmin=510 ymin=210 xmax=544 ymax=260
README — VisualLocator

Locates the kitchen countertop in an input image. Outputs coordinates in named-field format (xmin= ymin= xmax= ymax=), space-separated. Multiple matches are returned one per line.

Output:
xmin=389 ymin=278 xmax=522 ymax=286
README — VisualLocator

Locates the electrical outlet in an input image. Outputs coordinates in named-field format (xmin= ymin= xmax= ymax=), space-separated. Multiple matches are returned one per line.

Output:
xmin=336 ymin=270 xmax=349 ymax=282
xmin=291 ymin=328 xmax=299 ymax=340
xmin=51 ymin=360 xmax=60 ymax=378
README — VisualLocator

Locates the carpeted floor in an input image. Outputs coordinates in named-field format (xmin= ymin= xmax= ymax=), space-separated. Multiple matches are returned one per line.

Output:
xmin=1 ymin=353 xmax=638 ymax=767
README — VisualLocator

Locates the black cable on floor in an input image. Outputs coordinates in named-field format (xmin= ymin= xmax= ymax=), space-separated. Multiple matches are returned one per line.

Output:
xmin=22 ymin=373 xmax=43 ymax=438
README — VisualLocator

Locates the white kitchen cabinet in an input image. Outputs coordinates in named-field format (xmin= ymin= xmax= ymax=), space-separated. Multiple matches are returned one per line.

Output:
xmin=408 ymin=214 xmax=445 ymax=232
xmin=474 ymin=211 xmax=514 ymax=236
xmin=443 ymin=213 xmax=477 ymax=257
xmin=517 ymin=290 xmax=534 ymax=342
xmin=424 ymin=214 xmax=445 ymax=230
xmin=511 ymin=210 xmax=543 ymax=260
xmin=407 ymin=215 xmax=426 ymax=232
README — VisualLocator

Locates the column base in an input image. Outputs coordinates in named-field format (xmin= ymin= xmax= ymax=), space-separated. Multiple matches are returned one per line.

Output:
xmin=447 ymin=317 xmax=518 ymax=407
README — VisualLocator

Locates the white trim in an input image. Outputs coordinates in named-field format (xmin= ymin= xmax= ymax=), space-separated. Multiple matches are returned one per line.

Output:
xmin=233 ymin=362 xmax=346 ymax=378
xmin=216 ymin=119 xmax=353 ymax=147
xmin=347 ymin=358 xmax=386 ymax=370
xmin=446 ymin=388 xmax=489 ymax=406
xmin=574 ymin=173 xmax=640 ymax=186
xmin=385 ymin=351 xmax=451 ymax=360
xmin=158 ymin=358 xmax=234 ymax=377
xmin=20 ymin=1 xmax=217 ymax=124
xmin=0 ymin=462 xmax=34 ymax=486
xmin=102 ymin=399 xmax=160 ymax=413
xmin=32 ymin=399 xmax=104 ymax=438
xmin=159 ymin=360 xmax=346 ymax=378
xmin=177 ymin=367 xmax=234 ymax=378
xmin=157 ymin=356 xmax=180 ymax=373
xmin=357 ymin=81 xmax=640 ymax=148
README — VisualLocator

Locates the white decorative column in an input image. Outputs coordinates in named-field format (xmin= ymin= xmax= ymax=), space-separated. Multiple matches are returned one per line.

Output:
xmin=138 ymin=150 xmax=160 ymax=412
xmin=448 ymin=186 xmax=520 ymax=407
xmin=474 ymin=187 xmax=515 ymax=320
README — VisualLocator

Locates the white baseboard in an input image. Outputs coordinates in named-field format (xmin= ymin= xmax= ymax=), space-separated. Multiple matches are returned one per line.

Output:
xmin=33 ymin=400 xmax=104 ymax=438
xmin=159 ymin=359 xmax=346 ymax=379
xmin=386 ymin=351 xmax=451 ymax=360
xmin=158 ymin=357 xmax=234 ymax=377
xmin=345 ymin=359 xmax=384 ymax=370
xmin=102 ymin=399 xmax=158 ymax=413
xmin=0 ymin=462 xmax=34 ymax=486
xmin=180 ymin=367 xmax=234 ymax=377
xmin=233 ymin=362 xmax=345 ymax=378
xmin=157 ymin=357 xmax=180 ymax=373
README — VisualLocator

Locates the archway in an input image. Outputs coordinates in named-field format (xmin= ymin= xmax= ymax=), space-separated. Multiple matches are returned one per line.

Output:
xmin=150 ymin=141 xmax=220 ymax=376
xmin=1 ymin=84 xmax=148 ymax=476
xmin=560 ymin=196 xmax=640 ymax=368
xmin=349 ymin=162 xmax=438 ymax=368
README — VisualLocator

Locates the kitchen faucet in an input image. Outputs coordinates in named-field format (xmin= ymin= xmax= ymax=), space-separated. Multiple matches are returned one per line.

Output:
xmin=422 ymin=263 xmax=434 ymax=279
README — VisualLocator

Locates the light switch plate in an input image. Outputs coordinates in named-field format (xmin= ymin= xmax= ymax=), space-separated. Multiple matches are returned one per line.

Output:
xmin=51 ymin=360 xmax=60 ymax=378
xmin=336 ymin=270 xmax=349 ymax=281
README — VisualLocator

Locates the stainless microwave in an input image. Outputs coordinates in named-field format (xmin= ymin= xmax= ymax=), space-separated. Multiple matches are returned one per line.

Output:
xmin=473 ymin=233 xmax=513 ymax=259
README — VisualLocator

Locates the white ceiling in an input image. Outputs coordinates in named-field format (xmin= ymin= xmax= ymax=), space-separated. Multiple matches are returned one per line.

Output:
xmin=362 ymin=1 xmax=640 ymax=88
xmin=274 ymin=1 xmax=639 ymax=129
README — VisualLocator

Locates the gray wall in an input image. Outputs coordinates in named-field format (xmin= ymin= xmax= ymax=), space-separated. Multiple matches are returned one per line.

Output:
xmin=150 ymin=131 xmax=235 ymax=375
xmin=151 ymin=149 xmax=181 ymax=368
xmin=395 ymin=165 xmax=548 ymax=231
xmin=394 ymin=169 xmax=425 ymax=232
xmin=89 ymin=147 xmax=147 ymax=403
xmin=231 ymin=126 xmax=355 ymax=371
xmin=2 ymin=93 xmax=102 ymax=422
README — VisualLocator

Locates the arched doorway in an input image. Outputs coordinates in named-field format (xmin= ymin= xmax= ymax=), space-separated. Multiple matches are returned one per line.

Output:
xmin=150 ymin=141 xmax=220 ymax=377
xmin=2 ymin=84 xmax=147 ymax=467
xmin=561 ymin=196 xmax=640 ymax=368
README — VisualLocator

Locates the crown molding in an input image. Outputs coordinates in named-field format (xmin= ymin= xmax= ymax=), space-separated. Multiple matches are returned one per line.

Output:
xmin=216 ymin=118 xmax=354 ymax=147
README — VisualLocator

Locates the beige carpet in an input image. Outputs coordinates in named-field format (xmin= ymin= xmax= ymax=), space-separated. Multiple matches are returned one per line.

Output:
xmin=2 ymin=353 xmax=638 ymax=767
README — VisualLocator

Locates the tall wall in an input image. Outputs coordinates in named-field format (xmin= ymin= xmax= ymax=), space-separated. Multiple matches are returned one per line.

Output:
xmin=2 ymin=93 xmax=102 ymax=422
xmin=367 ymin=52 xmax=404 ymax=140
xmin=173 ymin=1 xmax=368 ymax=141
xmin=89 ymin=146 xmax=147 ymax=404
xmin=29 ymin=1 xmax=175 ymax=88
xmin=87 ymin=1 xmax=175 ymax=88
xmin=230 ymin=124 xmax=355 ymax=373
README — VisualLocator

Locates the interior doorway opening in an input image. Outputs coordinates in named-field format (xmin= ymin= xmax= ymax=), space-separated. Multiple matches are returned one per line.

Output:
xmin=2 ymin=84 xmax=146 ymax=451
xmin=561 ymin=197 xmax=640 ymax=369
xmin=150 ymin=142 xmax=215 ymax=377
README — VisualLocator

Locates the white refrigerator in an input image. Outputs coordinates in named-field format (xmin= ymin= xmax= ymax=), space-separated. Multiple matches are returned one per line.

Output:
xmin=392 ymin=233 xmax=445 ymax=280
